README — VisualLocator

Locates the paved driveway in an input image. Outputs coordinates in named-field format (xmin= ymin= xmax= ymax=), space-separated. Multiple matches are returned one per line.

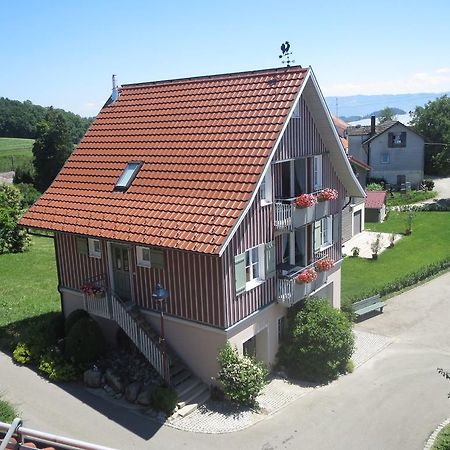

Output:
xmin=1 ymin=273 xmax=450 ymax=449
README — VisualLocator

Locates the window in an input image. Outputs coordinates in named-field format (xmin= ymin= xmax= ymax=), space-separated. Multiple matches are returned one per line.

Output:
xmin=314 ymin=216 xmax=333 ymax=252
xmin=388 ymin=132 xmax=406 ymax=148
xmin=260 ymin=166 xmax=272 ymax=205
xmin=115 ymin=161 xmax=143 ymax=191
xmin=88 ymin=239 xmax=101 ymax=258
xmin=313 ymin=155 xmax=322 ymax=191
xmin=381 ymin=152 xmax=390 ymax=164
xmin=235 ymin=242 xmax=276 ymax=295
xmin=136 ymin=246 xmax=151 ymax=267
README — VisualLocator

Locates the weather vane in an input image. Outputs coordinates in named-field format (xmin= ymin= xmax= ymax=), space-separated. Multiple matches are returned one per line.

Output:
xmin=279 ymin=41 xmax=295 ymax=67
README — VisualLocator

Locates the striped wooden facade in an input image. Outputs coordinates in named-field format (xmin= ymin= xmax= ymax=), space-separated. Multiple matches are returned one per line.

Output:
xmin=55 ymin=94 xmax=346 ymax=331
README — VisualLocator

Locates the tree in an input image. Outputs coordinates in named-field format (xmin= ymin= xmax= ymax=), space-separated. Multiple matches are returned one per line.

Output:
xmin=0 ymin=184 xmax=30 ymax=253
xmin=378 ymin=106 xmax=395 ymax=123
xmin=410 ymin=95 xmax=450 ymax=175
xmin=32 ymin=108 xmax=73 ymax=192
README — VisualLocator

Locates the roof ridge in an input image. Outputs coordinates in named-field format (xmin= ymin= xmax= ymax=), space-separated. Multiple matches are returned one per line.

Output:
xmin=121 ymin=65 xmax=307 ymax=89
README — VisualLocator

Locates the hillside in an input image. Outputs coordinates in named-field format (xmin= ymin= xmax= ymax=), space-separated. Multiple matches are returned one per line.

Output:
xmin=325 ymin=92 xmax=450 ymax=119
xmin=0 ymin=137 xmax=34 ymax=172
xmin=0 ymin=97 xmax=93 ymax=144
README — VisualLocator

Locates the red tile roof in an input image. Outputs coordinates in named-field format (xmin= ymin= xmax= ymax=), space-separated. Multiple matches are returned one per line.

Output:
xmin=365 ymin=191 xmax=386 ymax=209
xmin=348 ymin=155 xmax=370 ymax=170
xmin=21 ymin=67 xmax=308 ymax=254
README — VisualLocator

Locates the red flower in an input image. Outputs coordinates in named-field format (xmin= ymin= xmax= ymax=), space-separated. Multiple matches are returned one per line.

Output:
xmin=315 ymin=257 xmax=334 ymax=272
xmin=294 ymin=193 xmax=317 ymax=208
xmin=80 ymin=282 xmax=104 ymax=296
xmin=295 ymin=268 xmax=318 ymax=284
xmin=316 ymin=188 xmax=338 ymax=202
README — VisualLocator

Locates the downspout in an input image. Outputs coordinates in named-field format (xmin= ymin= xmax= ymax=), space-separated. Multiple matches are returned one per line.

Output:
xmin=52 ymin=233 xmax=65 ymax=317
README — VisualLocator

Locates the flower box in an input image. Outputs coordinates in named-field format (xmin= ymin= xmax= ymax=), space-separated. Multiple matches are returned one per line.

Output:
xmin=293 ymin=205 xmax=315 ymax=227
xmin=294 ymin=280 xmax=314 ymax=299
xmin=315 ymin=270 xmax=327 ymax=288
xmin=314 ymin=200 xmax=329 ymax=219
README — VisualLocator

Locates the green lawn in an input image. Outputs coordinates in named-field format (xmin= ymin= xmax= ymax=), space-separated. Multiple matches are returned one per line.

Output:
xmin=0 ymin=236 xmax=60 ymax=349
xmin=0 ymin=137 xmax=34 ymax=172
xmin=342 ymin=211 xmax=450 ymax=300
xmin=386 ymin=190 xmax=437 ymax=207
xmin=0 ymin=398 xmax=17 ymax=422
xmin=432 ymin=423 xmax=450 ymax=450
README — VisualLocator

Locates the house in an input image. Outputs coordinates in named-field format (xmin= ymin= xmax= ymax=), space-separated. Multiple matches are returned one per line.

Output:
xmin=365 ymin=190 xmax=387 ymax=222
xmin=347 ymin=116 xmax=425 ymax=188
xmin=20 ymin=66 xmax=364 ymax=385
xmin=332 ymin=116 xmax=367 ymax=242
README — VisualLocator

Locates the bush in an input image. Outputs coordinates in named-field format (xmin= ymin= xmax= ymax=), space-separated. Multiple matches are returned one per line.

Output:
xmin=367 ymin=177 xmax=386 ymax=187
xmin=13 ymin=162 xmax=35 ymax=185
xmin=64 ymin=309 xmax=90 ymax=335
xmin=278 ymin=298 xmax=354 ymax=383
xmin=65 ymin=317 xmax=105 ymax=365
xmin=12 ymin=342 xmax=33 ymax=365
xmin=422 ymin=179 xmax=435 ymax=190
xmin=217 ymin=342 xmax=268 ymax=407
xmin=150 ymin=386 xmax=178 ymax=415
xmin=366 ymin=182 xmax=384 ymax=191
xmin=38 ymin=347 xmax=80 ymax=382
xmin=15 ymin=183 xmax=41 ymax=208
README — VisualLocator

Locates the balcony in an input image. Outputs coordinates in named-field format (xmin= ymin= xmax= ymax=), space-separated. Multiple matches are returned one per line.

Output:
xmin=274 ymin=196 xmax=331 ymax=232
xmin=277 ymin=259 xmax=330 ymax=307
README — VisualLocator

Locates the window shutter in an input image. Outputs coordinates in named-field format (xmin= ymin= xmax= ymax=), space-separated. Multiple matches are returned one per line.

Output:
xmin=332 ymin=214 xmax=340 ymax=243
xmin=235 ymin=252 xmax=246 ymax=295
xmin=265 ymin=241 xmax=276 ymax=279
xmin=150 ymin=248 xmax=165 ymax=269
xmin=388 ymin=132 xmax=393 ymax=148
xmin=400 ymin=132 xmax=406 ymax=146
xmin=76 ymin=237 xmax=88 ymax=255
xmin=314 ymin=221 xmax=321 ymax=252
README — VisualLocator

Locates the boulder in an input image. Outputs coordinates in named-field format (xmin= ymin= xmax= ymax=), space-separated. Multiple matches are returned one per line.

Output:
xmin=83 ymin=368 xmax=102 ymax=388
xmin=125 ymin=381 xmax=142 ymax=403
xmin=105 ymin=368 xmax=124 ymax=393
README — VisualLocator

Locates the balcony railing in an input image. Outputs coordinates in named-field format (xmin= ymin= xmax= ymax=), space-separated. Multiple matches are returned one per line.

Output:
xmin=277 ymin=259 xmax=329 ymax=307
xmin=274 ymin=194 xmax=331 ymax=232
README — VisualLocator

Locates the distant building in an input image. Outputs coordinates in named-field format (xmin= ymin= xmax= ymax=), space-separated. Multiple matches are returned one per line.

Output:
xmin=347 ymin=117 xmax=425 ymax=188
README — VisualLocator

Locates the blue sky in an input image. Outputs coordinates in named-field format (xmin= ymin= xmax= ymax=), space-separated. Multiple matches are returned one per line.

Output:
xmin=2 ymin=0 xmax=450 ymax=116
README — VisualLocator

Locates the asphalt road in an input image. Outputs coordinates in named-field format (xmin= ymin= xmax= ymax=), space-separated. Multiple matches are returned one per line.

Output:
xmin=1 ymin=272 xmax=450 ymax=450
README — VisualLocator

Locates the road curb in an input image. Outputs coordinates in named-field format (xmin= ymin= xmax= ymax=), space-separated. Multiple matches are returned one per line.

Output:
xmin=424 ymin=417 xmax=450 ymax=449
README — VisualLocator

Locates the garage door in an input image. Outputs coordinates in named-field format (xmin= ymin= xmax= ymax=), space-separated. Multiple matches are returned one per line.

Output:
xmin=353 ymin=210 xmax=362 ymax=235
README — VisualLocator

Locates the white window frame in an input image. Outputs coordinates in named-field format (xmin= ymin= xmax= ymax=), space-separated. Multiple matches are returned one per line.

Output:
xmin=313 ymin=155 xmax=323 ymax=191
xmin=381 ymin=152 xmax=390 ymax=164
xmin=260 ymin=166 xmax=273 ymax=206
xmin=315 ymin=216 xmax=333 ymax=251
xmin=136 ymin=246 xmax=151 ymax=268
xmin=245 ymin=245 xmax=265 ymax=290
xmin=88 ymin=238 xmax=101 ymax=258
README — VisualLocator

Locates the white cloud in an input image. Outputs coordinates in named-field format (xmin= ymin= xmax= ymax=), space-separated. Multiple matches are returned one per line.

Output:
xmin=323 ymin=69 xmax=450 ymax=96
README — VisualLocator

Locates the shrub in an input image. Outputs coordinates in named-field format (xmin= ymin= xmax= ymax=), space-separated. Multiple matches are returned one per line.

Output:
xmin=367 ymin=177 xmax=386 ymax=187
xmin=422 ymin=179 xmax=435 ymax=190
xmin=217 ymin=342 xmax=268 ymax=407
xmin=345 ymin=360 xmax=355 ymax=374
xmin=12 ymin=342 xmax=33 ymax=365
xmin=278 ymin=298 xmax=354 ymax=383
xmin=14 ymin=183 xmax=41 ymax=208
xmin=38 ymin=347 xmax=80 ymax=382
xmin=366 ymin=182 xmax=384 ymax=191
xmin=64 ymin=309 xmax=90 ymax=335
xmin=65 ymin=317 xmax=106 ymax=365
xmin=13 ymin=162 xmax=35 ymax=185
xmin=351 ymin=247 xmax=360 ymax=257
xmin=150 ymin=386 xmax=178 ymax=415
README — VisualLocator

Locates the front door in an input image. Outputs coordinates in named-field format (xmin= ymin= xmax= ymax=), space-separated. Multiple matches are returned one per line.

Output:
xmin=111 ymin=244 xmax=132 ymax=302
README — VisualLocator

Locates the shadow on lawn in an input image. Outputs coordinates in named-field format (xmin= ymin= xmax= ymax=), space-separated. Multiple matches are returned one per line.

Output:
xmin=0 ymin=312 xmax=163 ymax=440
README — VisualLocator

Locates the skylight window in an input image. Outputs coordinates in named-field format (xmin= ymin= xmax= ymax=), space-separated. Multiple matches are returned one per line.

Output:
xmin=115 ymin=161 xmax=143 ymax=191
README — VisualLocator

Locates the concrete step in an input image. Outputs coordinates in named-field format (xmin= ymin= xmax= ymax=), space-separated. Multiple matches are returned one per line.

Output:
xmin=177 ymin=383 xmax=209 ymax=409
xmin=170 ymin=363 xmax=187 ymax=378
xmin=171 ymin=369 xmax=191 ymax=387
xmin=176 ymin=389 xmax=210 ymax=417
xmin=174 ymin=376 xmax=201 ymax=398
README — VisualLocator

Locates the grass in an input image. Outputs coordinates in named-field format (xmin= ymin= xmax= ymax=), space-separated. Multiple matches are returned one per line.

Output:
xmin=0 ymin=398 xmax=18 ymax=422
xmin=432 ymin=423 xmax=450 ymax=450
xmin=0 ymin=236 xmax=60 ymax=350
xmin=0 ymin=137 xmax=34 ymax=172
xmin=342 ymin=211 xmax=450 ymax=300
xmin=386 ymin=190 xmax=437 ymax=206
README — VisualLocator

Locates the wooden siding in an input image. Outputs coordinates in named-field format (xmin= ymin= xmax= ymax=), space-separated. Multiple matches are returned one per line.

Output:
xmin=55 ymin=233 xmax=225 ymax=328
xmin=221 ymin=189 xmax=276 ymax=327
xmin=222 ymin=97 xmax=345 ymax=327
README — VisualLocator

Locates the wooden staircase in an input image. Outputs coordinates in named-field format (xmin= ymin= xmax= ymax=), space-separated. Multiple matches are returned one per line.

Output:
xmin=111 ymin=301 xmax=210 ymax=416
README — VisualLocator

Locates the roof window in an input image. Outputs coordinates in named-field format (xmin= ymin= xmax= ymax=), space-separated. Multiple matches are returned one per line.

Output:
xmin=115 ymin=161 xmax=143 ymax=191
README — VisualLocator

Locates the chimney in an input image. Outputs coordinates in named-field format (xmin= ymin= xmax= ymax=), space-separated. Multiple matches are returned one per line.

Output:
xmin=370 ymin=115 xmax=376 ymax=135
xmin=111 ymin=74 xmax=119 ymax=103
